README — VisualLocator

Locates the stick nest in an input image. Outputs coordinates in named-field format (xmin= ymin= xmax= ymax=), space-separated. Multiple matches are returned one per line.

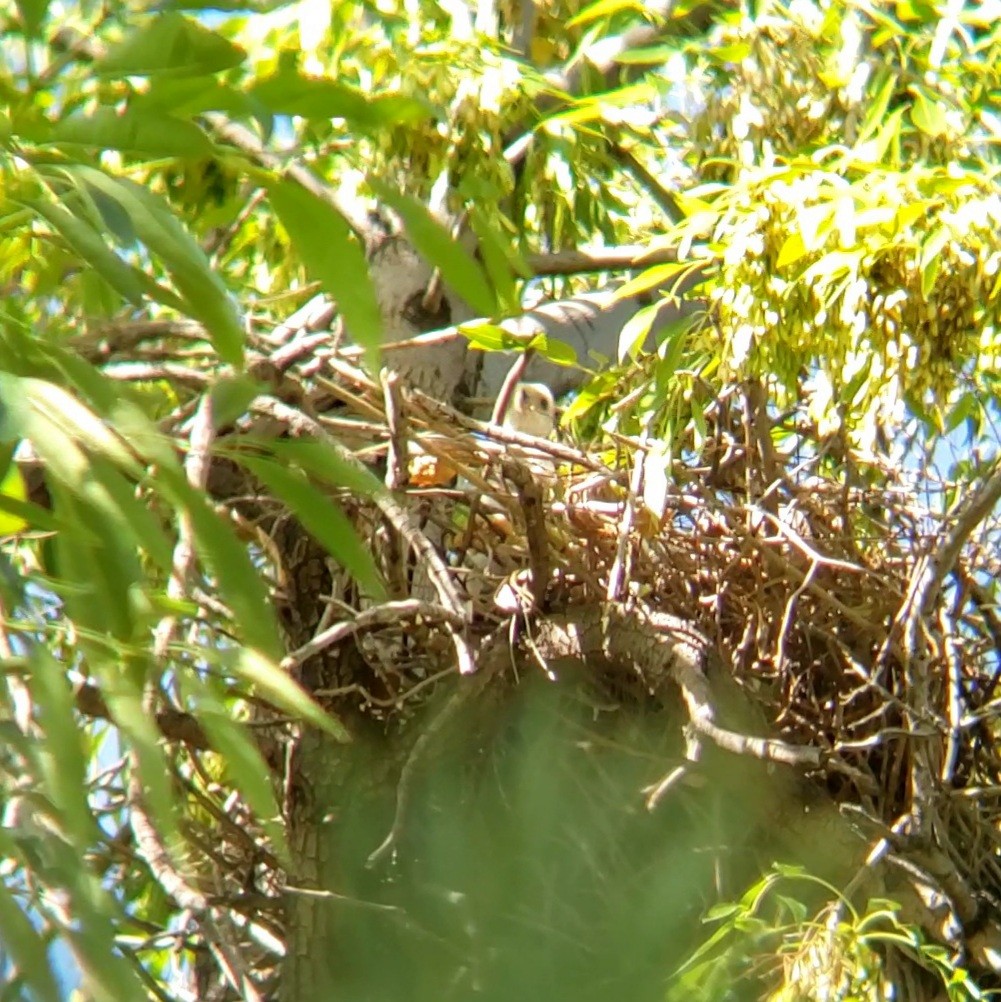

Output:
xmin=312 ymin=352 xmax=1001 ymax=987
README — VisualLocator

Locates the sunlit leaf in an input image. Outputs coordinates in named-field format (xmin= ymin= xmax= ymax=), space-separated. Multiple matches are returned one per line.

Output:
xmin=225 ymin=647 xmax=351 ymax=742
xmin=528 ymin=333 xmax=578 ymax=366
xmin=460 ymin=322 xmax=528 ymax=352
xmin=567 ymin=0 xmax=643 ymax=28
xmin=910 ymin=88 xmax=950 ymax=138
xmin=96 ymin=12 xmax=245 ymax=77
xmin=252 ymin=68 xmax=430 ymax=126
xmin=51 ymin=108 xmax=214 ymax=157
xmin=618 ymin=302 xmax=659 ymax=361
xmin=0 ymin=446 xmax=28 ymax=535
xmin=24 ymin=197 xmax=146 ymax=305
xmin=615 ymin=261 xmax=691 ymax=300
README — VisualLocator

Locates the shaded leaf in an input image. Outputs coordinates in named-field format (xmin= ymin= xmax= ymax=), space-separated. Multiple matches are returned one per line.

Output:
xmin=184 ymin=677 xmax=288 ymax=861
xmin=137 ymin=76 xmax=261 ymax=118
xmin=30 ymin=647 xmax=95 ymax=843
xmin=0 ymin=858 xmax=61 ymax=1002
xmin=49 ymin=483 xmax=140 ymax=641
xmin=15 ymin=0 xmax=49 ymax=36
xmin=0 ymin=374 xmax=138 ymax=479
xmin=101 ymin=667 xmax=185 ymax=853
xmin=267 ymin=438 xmax=383 ymax=498
xmin=156 ymin=464 xmax=283 ymax=658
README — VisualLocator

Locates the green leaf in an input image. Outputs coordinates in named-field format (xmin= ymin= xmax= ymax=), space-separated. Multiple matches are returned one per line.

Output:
xmin=856 ymin=72 xmax=898 ymax=146
xmin=66 ymin=166 xmax=244 ymax=366
xmin=101 ymin=669 xmax=186 ymax=859
xmin=49 ymin=484 xmax=141 ymax=641
xmin=86 ymin=456 xmax=175 ymax=573
xmin=459 ymin=322 xmax=530 ymax=352
xmin=527 ymin=333 xmax=578 ymax=367
xmin=155 ymin=465 xmax=283 ymax=659
xmin=251 ymin=69 xmax=430 ymax=126
xmin=25 ymin=197 xmax=146 ymax=305
xmin=944 ymin=391 xmax=978 ymax=436
xmin=0 ymin=451 xmax=28 ymax=535
xmin=240 ymin=454 xmax=386 ymax=600
xmin=920 ymin=226 xmax=948 ymax=297
xmin=96 ymin=13 xmax=245 ymax=78
xmin=137 ymin=76 xmax=260 ymax=118
xmin=267 ymin=179 xmax=381 ymax=368
xmin=30 ymin=647 xmax=96 ymax=843
xmin=0 ymin=862 xmax=61 ymax=1002
xmin=184 ymin=678 xmax=288 ymax=861
xmin=224 ymin=647 xmax=351 ymax=742
xmin=0 ymin=375 xmax=138 ymax=486
xmin=616 ymin=44 xmax=677 ymax=65
xmin=615 ymin=261 xmax=691 ymax=299
xmin=0 ymin=490 xmax=59 ymax=534
xmin=656 ymin=311 xmax=699 ymax=377
xmin=210 ymin=374 xmax=261 ymax=428
xmin=618 ymin=302 xmax=660 ymax=361
xmin=545 ymin=82 xmax=656 ymax=126
xmin=910 ymin=88 xmax=950 ymax=138
xmin=468 ymin=207 xmax=525 ymax=315
xmin=567 ymin=0 xmax=643 ymax=28
xmin=267 ymin=438 xmax=383 ymax=498
xmin=15 ymin=0 xmax=49 ymax=36
xmin=776 ymin=231 xmax=808 ymax=269
xmin=371 ymin=181 xmax=498 ymax=317
xmin=51 ymin=108 xmax=213 ymax=157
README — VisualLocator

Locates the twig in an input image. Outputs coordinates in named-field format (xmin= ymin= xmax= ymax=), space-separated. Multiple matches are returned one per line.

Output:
xmin=381 ymin=369 xmax=407 ymax=489
xmin=607 ymin=431 xmax=645 ymax=603
xmin=282 ymin=600 xmax=465 ymax=670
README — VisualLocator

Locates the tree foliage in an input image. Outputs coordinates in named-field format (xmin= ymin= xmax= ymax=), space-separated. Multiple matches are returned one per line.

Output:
xmin=1 ymin=0 xmax=1001 ymax=999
